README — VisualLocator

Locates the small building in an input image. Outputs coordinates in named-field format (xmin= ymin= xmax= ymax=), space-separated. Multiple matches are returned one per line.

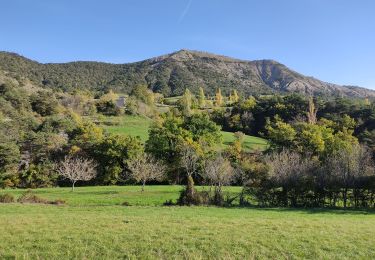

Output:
xmin=116 ymin=96 xmax=126 ymax=108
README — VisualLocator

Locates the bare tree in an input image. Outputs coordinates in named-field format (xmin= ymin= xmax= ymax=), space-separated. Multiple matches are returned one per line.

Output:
xmin=265 ymin=149 xmax=318 ymax=206
xmin=179 ymin=144 xmax=200 ymax=198
xmin=57 ymin=156 xmax=97 ymax=191
xmin=180 ymin=144 xmax=199 ymax=177
xmin=128 ymin=153 xmax=166 ymax=192
xmin=204 ymin=154 xmax=234 ymax=205
xmin=325 ymin=144 xmax=374 ymax=208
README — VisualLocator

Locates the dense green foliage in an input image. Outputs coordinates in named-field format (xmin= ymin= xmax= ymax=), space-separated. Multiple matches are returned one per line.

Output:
xmin=0 ymin=82 xmax=142 ymax=187
xmin=212 ymin=94 xmax=375 ymax=148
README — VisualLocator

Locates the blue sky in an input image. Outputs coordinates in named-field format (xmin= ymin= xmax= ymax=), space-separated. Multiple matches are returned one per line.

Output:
xmin=1 ymin=0 xmax=374 ymax=88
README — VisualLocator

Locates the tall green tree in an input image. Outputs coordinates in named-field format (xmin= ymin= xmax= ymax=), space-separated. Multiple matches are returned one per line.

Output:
xmin=198 ymin=87 xmax=206 ymax=108
xmin=179 ymin=88 xmax=193 ymax=116
xmin=230 ymin=90 xmax=239 ymax=103
xmin=30 ymin=91 xmax=59 ymax=116
xmin=92 ymin=134 xmax=143 ymax=184
xmin=0 ymin=141 xmax=20 ymax=187
xmin=215 ymin=88 xmax=223 ymax=107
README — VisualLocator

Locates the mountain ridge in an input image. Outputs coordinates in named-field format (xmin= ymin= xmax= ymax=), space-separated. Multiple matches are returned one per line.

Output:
xmin=0 ymin=49 xmax=373 ymax=97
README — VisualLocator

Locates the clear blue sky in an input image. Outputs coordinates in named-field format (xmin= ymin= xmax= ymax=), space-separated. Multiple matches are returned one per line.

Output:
xmin=1 ymin=0 xmax=374 ymax=88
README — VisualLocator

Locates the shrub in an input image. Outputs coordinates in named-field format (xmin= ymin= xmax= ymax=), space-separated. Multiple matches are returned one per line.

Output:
xmin=121 ymin=201 xmax=131 ymax=206
xmin=17 ymin=190 xmax=47 ymax=204
xmin=178 ymin=185 xmax=210 ymax=206
xmin=0 ymin=193 xmax=15 ymax=203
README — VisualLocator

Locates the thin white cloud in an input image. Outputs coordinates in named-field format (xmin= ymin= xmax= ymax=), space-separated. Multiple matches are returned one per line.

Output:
xmin=178 ymin=0 xmax=193 ymax=23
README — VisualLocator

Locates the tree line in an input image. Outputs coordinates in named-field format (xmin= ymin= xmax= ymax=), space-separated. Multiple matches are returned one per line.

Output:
xmin=2 ymin=80 xmax=375 ymax=208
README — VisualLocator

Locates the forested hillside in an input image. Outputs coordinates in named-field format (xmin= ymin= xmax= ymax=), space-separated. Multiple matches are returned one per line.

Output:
xmin=1 ymin=50 xmax=374 ymax=97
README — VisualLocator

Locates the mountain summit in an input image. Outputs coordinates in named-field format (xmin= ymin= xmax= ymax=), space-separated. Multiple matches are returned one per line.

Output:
xmin=0 ymin=50 xmax=373 ymax=97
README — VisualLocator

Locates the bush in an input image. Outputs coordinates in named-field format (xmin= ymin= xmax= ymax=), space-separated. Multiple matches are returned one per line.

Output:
xmin=96 ymin=100 xmax=122 ymax=116
xmin=178 ymin=182 xmax=210 ymax=206
xmin=17 ymin=190 xmax=65 ymax=205
xmin=178 ymin=176 xmax=210 ymax=206
xmin=0 ymin=193 xmax=15 ymax=203
xmin=188 ymin=190 xmax=210 ymax=205
xmin=121 ymin=201 xmax=131 ymax=206
xmin=17 ymin=190 xmax=47 ymax=204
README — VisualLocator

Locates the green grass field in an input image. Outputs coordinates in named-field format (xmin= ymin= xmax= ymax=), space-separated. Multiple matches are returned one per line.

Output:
xmin=1 ymin=186 xmax=375 ymax=259
xmin=102 ymin=115 xmax=268 ymax=151
xmin=221 ymin=131 xmax=268 ymax=151
xmin=103 ymin=115 xmax=152 ymax=142
xmin=162 ymin=95 xmax=182 ymax=104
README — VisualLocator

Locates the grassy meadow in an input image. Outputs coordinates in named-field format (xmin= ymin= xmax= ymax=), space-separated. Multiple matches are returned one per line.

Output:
xmin=103 ymin=115 xmax=152 ymax=142
xmin=1 ymin=186 xmax=375 ymax=259
xmin=102 ymin=115 xmax=268 ymax=151
xmin=221 ymin=131 xmax=268 ymax=151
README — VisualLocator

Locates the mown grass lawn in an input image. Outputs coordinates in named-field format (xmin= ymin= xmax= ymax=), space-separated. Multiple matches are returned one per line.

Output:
xmin=1 ymin=186 xmax=375 ymax=259
xmin=102 ymin=115 xmax=268 ymax=151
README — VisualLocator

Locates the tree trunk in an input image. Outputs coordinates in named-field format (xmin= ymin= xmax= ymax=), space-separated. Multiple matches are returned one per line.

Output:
xmin=282 ymin=187 xmax=288 ymax=207
xmin=72 ymin=181 xmax=75 ymax=192
xmin=141 ymin=180 xmax=146 ymax=192
xmin=343 ymin=188 xmax=348 ymax=208
xmin=187 ymin=175 xmax=195 ymax=197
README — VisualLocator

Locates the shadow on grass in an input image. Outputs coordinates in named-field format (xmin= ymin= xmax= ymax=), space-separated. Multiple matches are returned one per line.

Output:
xmin=71 ymin=191 xmax=120 ymax=195
xmin=230 ymin=205 xmax=375 ymax=215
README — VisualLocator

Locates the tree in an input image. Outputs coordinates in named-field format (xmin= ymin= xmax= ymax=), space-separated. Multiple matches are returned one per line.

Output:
xmin=296 ymin=122 xmax=329 ymax=155
xmin=240 ymin=96 xmax=256 ymax=110
xmin=131 ymin=85 xmax=155 ymax=105
xmin=180 ymin=144 xmax=199 ymax=178
xmin=0 ymin=141 xmax=20 ymax=188
xmin=215 ymin=88 xmax=224 ymax=107
xmin=92 ymin=134 xmax=143 ymax=184
xmin=179 ymin=144 xmax=200 ymax=197
xmin=325 ymin=144 xmax=374 ymax=208
xmin=146 ymin=114 xmax=221 ymax=163
xmin=128 ymin=153 xmax=166 ymax=191
xmin=265 ymin=149 xmax=318 ymax=207
xmin=30 ymin=91 xmax=59 ymax=116
xmin=307 ymin=96 xmax=317 ymax=124
xmin=198 ymin=87 xmax=206 ymax=108
xmin=96 ymin=91 xmax=121 ymax=116
xmin=57 ymin=156 xmax=97 ymax=191
xmin=179 ymin=88 xmax=192 ymax=116
xmin=266 ymin=116 xmax=296 ymax=150
xmin=226 ymin=131 xmax=245 ymax=162
xmin=183 ymin=113 xmax=222 ymax=146
xmin=146 ymin=115 xmax=191 ymax=164
xmin=230 ymin=90 xmax=239 ymax=103
xmin=204 ymin=154 xmax=234 ymax=205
